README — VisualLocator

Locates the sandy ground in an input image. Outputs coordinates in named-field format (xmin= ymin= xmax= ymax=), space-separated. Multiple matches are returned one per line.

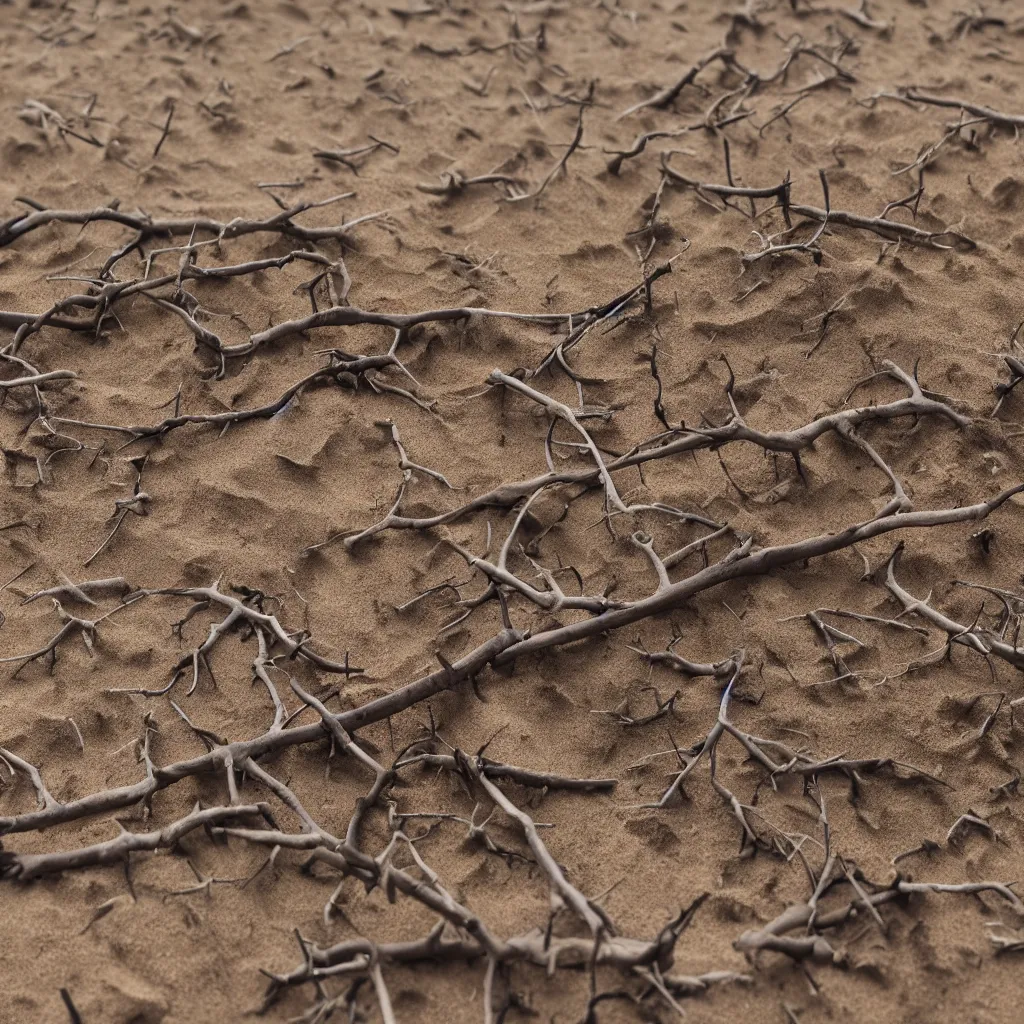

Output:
xmin=2 ymin=0 xmax=1024 ymax=1021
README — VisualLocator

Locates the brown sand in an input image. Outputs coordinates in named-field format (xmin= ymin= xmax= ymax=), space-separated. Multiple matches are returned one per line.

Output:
xmin=2 ymin=0 xmax=1024 ymax=1021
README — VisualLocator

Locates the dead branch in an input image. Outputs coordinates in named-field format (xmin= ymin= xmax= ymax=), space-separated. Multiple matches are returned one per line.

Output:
xmin=0 ymin=803 xmax=269 ymax=879
xmin=505 ymin=104 xmax=586 ymax=203
xmin=0 ymin=629 xmax=522 ymax=836
xmin=897 ymin=89 xmax=1024 ymax=131
xmin=19 ymin=577 xmax=131 ymax=606
xmin=398 ymin=752 xmax=616 ymax=792
xmin=787 ymin=200 xmax=976 ymax=250
xmin=493 ymin=483 xmax=1023 ymax=667
xmin=618 ymin=48 xmax=734 ymax=119
xmin=416 ymin=171 xmax=523 ymax=198
xmin=0 ymin=196 xmax=380 ymax=272
xmin=323 ymin=361 xmax=971 ymax=550
xmin=884 ymin=544 xmax=1024 ymax=670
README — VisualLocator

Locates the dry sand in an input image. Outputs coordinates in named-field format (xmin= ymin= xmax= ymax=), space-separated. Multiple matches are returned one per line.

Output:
xmin=2 ymin=0 xmax=1024 ymax=1021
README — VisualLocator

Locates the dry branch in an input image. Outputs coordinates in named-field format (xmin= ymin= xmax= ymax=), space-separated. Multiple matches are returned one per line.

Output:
xmin=334 ymin=360 xmax=964 ymax=549
xmin=898 ymin=90 xmax=1024 ymax=130
xmin=618 ymin=48 xmax=734 ymax=119
xmin=0 ymin=803 xmax=269 ymax=879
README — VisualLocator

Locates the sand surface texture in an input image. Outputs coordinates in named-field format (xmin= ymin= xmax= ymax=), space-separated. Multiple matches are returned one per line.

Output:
xmin=3 ymin=0 xmax=1024 ymax=1021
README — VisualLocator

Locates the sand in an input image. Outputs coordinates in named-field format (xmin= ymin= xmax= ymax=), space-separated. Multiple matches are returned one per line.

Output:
xmin=2 ymin=0 xmax=1024 ymax=1020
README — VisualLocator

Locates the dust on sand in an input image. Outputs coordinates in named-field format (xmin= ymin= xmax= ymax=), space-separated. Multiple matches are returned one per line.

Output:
xmin=2 ymin=0 xmax=1024 ymax=1021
